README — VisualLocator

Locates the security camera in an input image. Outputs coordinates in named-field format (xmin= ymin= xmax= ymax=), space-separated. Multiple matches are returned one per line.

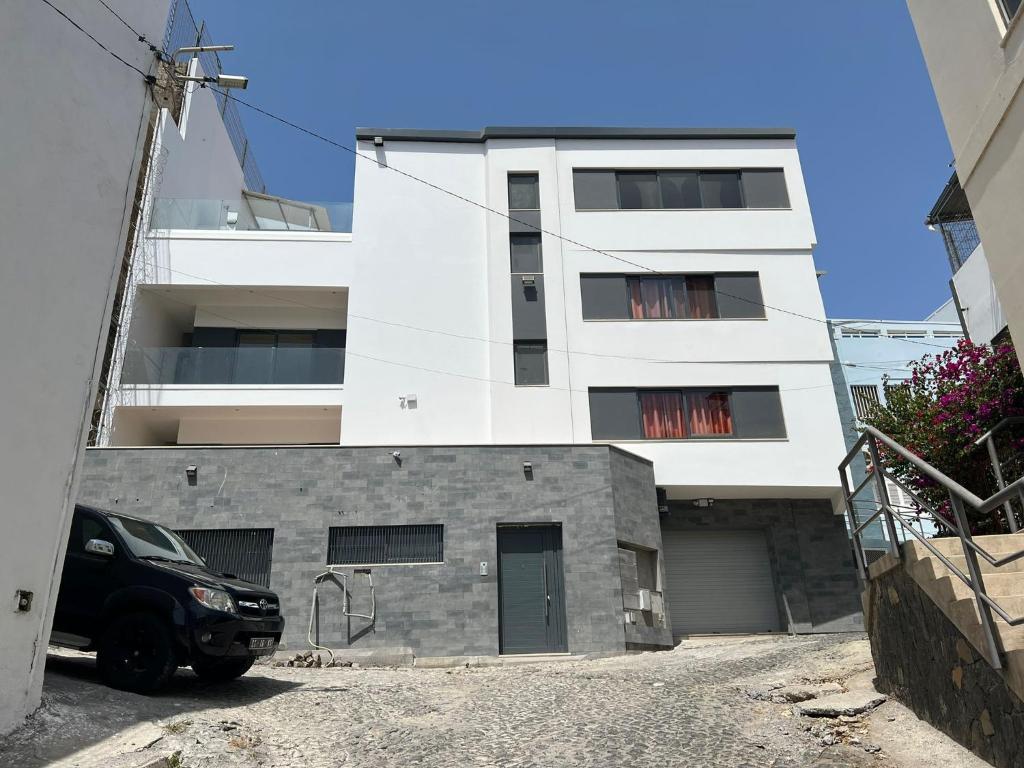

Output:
xmin=391 ymin=451 xmax=401 ymax=459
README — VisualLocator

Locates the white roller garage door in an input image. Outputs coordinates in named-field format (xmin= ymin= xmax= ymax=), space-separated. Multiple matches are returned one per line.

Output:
xmin=662 ymin=529 xmax=781 ymax=636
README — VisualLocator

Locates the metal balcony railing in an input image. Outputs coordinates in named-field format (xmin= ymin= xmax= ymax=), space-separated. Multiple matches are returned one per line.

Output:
xmin=841 ymin=425 xmax=1024 ymax=669
xmin=121 ymin=346 xmax=345 ymax=385
xmin=926 ymin=172 xmax=981 ymax=273
xmin=163 ymin=0 xmax=266 ymax=194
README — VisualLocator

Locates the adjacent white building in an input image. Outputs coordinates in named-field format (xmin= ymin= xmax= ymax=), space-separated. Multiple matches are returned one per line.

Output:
xmin=907 ymin=0 xmax=1024 ymax=356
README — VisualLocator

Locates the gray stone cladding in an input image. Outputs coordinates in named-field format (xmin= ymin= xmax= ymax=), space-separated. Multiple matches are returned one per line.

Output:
xmin=661 ymin=499 xmax=863 ymax=633
xmin=79 ymin=444 xmax=672 ymax=658
xmin=865 ymin=563 xmax=1024 ymax=767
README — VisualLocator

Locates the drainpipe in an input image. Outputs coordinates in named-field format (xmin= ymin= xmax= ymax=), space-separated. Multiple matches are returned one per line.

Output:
xmin=949 ymin=278 xmax=971 ymax=341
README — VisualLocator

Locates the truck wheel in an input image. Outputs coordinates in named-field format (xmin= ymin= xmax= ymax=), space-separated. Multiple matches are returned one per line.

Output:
xmin=191 ymin=655 xmax=256 ymax=683
xmin=97 ymin=612 xmax=177 ymax=693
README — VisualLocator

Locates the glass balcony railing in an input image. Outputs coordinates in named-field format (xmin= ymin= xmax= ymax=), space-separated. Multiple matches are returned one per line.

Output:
xmin=151 ymin=194 xmax=353 ymax=233
xmin=121 ymin=347 xmax=345 ymax=385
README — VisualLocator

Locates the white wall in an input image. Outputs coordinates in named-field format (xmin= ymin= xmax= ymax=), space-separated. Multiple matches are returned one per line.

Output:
xmin=339 ymin=136 xmax=846 ymax=501
xmin=952 ymin=244 xmax=1007 ymax=343
xmin=908 ymin=0 xmax=1024 ymax=355
xmin=0 ymin=0 xmax=169 ymax=734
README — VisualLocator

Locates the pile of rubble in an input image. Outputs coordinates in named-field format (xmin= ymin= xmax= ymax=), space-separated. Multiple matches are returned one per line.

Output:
xmin=747 ymin=680 xmax=888 ymax=755
xmin=274 ymin=651 xmax=354 ymax=669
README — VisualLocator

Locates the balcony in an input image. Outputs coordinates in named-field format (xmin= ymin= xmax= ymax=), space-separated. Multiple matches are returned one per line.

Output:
xmin=926 ymin=172 xmax=981 ymax=273
xmin=151 ymin=191 xmax=353 ymax=233
xmin=121 ymin=346 xmax=344 ymax=386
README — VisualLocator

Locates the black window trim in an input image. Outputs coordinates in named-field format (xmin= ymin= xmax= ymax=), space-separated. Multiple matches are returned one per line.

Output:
xmin=579 ymin=271 xmax=767 ymax=322
xmin=573 ymin=167 xmax=790 ymax=211
xmin=588 ymin=385 xmax=788 ymax=442
xmin=327 ymin=524 xmax=445 ymax=567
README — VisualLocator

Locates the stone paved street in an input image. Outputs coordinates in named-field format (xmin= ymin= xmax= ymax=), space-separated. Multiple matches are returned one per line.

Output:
xmin=0 ymin=635 xmax=988 ymax=768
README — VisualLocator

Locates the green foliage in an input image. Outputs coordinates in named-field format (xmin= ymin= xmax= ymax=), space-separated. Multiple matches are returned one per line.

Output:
xmin=863 ymin=340 xmax=1024 ymax=533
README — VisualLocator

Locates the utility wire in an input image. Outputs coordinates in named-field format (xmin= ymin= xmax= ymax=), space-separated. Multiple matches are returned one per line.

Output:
xmin=92 ymin=0 xmax=163 ymax=55
xmin=39 ymin=0 xmax=155 ymax=81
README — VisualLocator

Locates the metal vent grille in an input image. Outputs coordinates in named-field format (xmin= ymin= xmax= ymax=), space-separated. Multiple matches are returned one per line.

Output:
xmin=327 ymin=525 xmax=443 ymax=565
xmin=175 ymin=528 xmax=275 ymax=587
xmin=850 ymin=384 xmax=881 ymax=420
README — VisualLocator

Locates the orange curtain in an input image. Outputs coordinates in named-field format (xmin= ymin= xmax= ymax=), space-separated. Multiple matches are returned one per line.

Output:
xmin=686 ymin=275 xmax=718 ymax=319
xmin=628 ymin=279 xmax=644 ymax=319
xmin=640 ymin=392 xmax=687 ymax=438
xmin=688 ymin=391 xmax=733 ymax=435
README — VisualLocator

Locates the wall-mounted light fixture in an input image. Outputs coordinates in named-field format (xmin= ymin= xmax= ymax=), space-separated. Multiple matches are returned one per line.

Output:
xmin=521 ymin=274 xmax=536 ymax=287
xmin=185 ymin=465 xmax=198 ymax=486
xmin=170 ymin=45 xmax=249 ymax=90
xmin=523 ymin=461 xmax=534 ymax=480
xmin=692 ymin=497 xmax=715 ymax=508
xmin=373 ymin=136 xmax=384 ymax=146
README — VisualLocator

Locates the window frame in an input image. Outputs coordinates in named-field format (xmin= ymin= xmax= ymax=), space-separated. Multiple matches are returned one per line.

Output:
xmin=850 ymin=384 xmax=881 ymax=420
xmin=513 ymin=340 xmax=549 ymax=386
xmin=589 ymin=386 xmax=786 ymax=442
xmin=327 ymin=524 xmax=444 ymax=567
xmin=507 ymin=172 xmax=541 ymax=211
xmin=998 ymin=0 xmax=1023 ymax=26
xmin=580 ymin=272 xmax=765 ymax=321
xmin=572 ymin=168 xmax=790 ymax=211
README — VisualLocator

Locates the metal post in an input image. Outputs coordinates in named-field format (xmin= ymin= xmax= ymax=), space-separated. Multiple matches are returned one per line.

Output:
xmin=840 ymin=464 xmax=868 ymax=580
xmin=867 ymin=436 xmax=901 ymax=560
xmin=985 ymin=435 xmax=1018 ymax=532
xmin=950 ymin=492 xmax=1003 ymax=669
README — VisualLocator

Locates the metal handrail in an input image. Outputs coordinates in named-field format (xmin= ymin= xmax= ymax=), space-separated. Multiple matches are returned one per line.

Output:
xmin=841 ymin=426 xmax=1024 ymax=669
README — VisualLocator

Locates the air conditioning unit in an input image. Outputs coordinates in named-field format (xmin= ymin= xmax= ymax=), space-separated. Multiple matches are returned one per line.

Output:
xmin=637 ymin=588 xmax=652 ymax=611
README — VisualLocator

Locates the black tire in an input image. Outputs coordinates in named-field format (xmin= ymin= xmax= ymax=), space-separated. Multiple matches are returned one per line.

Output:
xmin=191 ymin=655 xmax=256 ymax=683
xmin=97 ymin=612 xmax=178 ymax=694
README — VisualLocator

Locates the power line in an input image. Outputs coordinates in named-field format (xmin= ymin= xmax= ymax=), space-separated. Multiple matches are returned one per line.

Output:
xmin=92 ymin=0 xmax=163 ymax=55
xmin=39 ymin=0 xmax=155 ymax=81
xmin=50 ymin=2 xmax=960 ymax=357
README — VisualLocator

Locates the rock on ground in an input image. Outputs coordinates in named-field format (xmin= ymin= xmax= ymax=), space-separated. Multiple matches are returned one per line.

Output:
xmin=795 ymin=692 xmax=889 ymax=718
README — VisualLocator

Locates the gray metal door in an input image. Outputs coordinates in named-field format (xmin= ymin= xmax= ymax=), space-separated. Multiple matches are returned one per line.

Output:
xmin=497 ymin=526 xmax=568 ymax=654
xmin=662 ymin=529 xmax=780 ymax=636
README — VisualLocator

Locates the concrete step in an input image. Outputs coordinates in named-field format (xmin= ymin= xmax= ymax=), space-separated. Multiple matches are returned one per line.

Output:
xmin=909 ymin=534 xmax=1024 ymax=559
xmin=910 ymin=551 xmax=1024 ymax=578
xmin=933 ymin=572 xmax=1024 ymax=600
xmin=946 ymin=602 xmax=1024 ymax=652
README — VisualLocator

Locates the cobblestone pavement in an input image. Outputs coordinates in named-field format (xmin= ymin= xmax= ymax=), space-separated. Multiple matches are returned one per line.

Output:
xmin=0 ymin=634 xmax=986 ymax=768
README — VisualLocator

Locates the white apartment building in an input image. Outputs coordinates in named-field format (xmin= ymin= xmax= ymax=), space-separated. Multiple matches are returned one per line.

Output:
xmin=68 ymin=1 xmax=860 ymax=660
xmin=907 ymin=0 xmax=1024 ymax=356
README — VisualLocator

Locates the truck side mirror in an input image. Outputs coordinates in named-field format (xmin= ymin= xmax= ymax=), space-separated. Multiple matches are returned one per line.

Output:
xmin=84 ymin=539 xmax=115 ymax=557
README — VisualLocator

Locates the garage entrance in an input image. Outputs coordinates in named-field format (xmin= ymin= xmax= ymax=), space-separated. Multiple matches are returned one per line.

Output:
xmin=662 ymin=529 xmax=780 ymax=636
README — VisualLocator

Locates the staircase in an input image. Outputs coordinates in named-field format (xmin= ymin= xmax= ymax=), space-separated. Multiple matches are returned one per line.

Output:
xmin=883 ymin=534 xmax=1024 ymax=700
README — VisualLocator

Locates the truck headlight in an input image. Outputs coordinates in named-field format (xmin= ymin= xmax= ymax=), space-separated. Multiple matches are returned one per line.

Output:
xmin=189 ymin=586 xmax=238 ymax=614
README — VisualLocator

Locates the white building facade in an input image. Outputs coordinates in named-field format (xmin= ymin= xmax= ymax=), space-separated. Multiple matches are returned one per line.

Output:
xmin=907 ymin=0 xmax=1024 ymax=357
xmin=84 ymin=105 xmax=862 ymax=654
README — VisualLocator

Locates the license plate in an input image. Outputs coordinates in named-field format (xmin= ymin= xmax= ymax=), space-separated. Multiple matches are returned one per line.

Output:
xmin=248 ymin=637 xmax=276 ymax=653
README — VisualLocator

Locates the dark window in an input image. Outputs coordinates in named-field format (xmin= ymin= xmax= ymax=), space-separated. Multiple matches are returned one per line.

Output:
xmin=508 ymin=173 xmax=540 ymax=210
xmin=659 ymin=171 xmax=702 ymax=208
xmin=513 ymin=341 xmax=549 ymax=385
xmin=700 ymin=171 xmax=744 ymax=208
xmin=589 ymin=389 xmax=642 ymax=439
xmin=850 ymin=384 xmax=881 ymax=420
xmin=327 ymin=525 xmax=443 ymax=565
xmin=590 ymin=387 xmax=785 ymax=440
xmin=884 ymin=382 xmax=910 ymax=402
xmin=68 ymin=512 xmax=113 ymax=555
xmin=998 ymin=0 xmax=1022 ymax=23
xmin=741 ymin=169 xmax=790 ymax=208
xmin=573 ymin=168 xmax=789 ymax=211
xmin=580 ymin=275 xmax=630 ymax=320
xmin=713 ymin=273 xmax=765 ymax=318
xmin=510 ymin=233 xmax=543 ymax=273
xmin=616 ymin=171 xmax=661 ymax=209
xmin=582 ymin=272 xmax=764 ymax=320
xmin=176 ymin=528 xmax=275 ymax=588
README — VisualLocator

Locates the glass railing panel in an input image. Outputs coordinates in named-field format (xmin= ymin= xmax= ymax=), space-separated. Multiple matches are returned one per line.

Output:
xmin=150 ymin=198 xmax=353 ymax=233
xmin=120 ymin=347 xmax=345 ymax=385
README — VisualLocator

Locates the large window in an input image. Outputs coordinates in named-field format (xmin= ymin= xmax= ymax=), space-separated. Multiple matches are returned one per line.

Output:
xmin=581 ymin=273 xmax=764 ymax=320
xmin=327 ymin=524 xmax=444 ymax=566
xmin=589 ymin=387 xmax=785 ymax=440
xmin=513 ymin=341 xmax=549 ymax=385
xmin=508 ymin=173 xmax=540 ymax=210
xmin=573 ymin=168 xmax=789 ymax=210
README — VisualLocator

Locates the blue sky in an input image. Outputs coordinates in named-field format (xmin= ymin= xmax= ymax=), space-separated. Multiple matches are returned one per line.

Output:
xmin=192 ymin=0 xmax=954 ymax=321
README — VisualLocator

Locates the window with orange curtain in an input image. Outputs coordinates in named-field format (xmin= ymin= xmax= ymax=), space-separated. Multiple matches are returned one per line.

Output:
xmin=627 ymin=277 xmax=687 ymax=319
xmin=687 ymin=391 xmax=733 ymax=436
xmin=639 ymin=392 xmax=687 ymax=439
xmin=685 ymin=275 xmax=719 ymax=319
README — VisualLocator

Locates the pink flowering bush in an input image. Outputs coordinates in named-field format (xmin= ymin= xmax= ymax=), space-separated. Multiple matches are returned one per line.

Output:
xmin=864 ymin=340 xmax=1024 ymax=533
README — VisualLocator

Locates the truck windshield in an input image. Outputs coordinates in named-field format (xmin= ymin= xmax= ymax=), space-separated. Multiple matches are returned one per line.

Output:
xmin=108 ymin=515 xmax=205 ymax=566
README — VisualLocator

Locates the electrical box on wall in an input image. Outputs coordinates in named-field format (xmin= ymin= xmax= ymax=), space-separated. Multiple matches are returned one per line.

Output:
xmin=479 ymin=561 xmax=488 ymax=576
xmin=637 ymin=588 xmax=652 ymax=611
